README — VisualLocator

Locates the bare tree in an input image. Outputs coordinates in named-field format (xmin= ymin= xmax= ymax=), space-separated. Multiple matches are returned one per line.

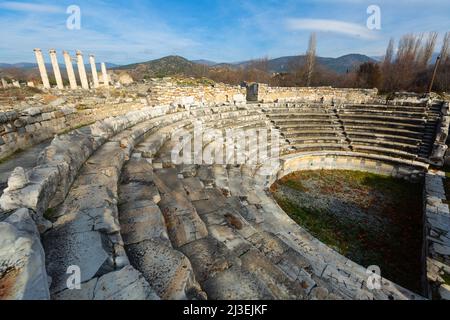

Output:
xmin=440 ymin=32 xmax=450 ymax=63
xmin=383 ymin=38 xmax=395 ymax=67
xmin=417 ymin=32 xmax=438 ymax=68
xmin=381 ymin=38 xmax=395 ymax=92
xmin=305 ymin=33 xmax=317 ymax=86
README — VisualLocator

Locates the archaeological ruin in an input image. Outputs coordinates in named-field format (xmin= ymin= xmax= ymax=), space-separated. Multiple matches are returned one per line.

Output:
xmin=0 ymin=53 xmax=450 ymax=301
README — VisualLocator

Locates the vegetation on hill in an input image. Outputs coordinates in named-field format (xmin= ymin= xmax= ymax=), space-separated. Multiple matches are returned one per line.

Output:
xmin=112 ymin=32 xmax=450 ymax=93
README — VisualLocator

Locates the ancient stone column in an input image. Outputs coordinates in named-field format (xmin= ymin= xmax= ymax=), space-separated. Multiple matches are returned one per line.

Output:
xmin=1 ymin=78 xmax=7 ymax=88
xmin=63 ymin=51 xmax=78 ymax=89
xmin=76 ymin=50 xmax=89 ymax=90
xmin=89 ymin=55 xmax=100 ymax=88
xmin=101 ymin=62 xmax=109 ymax=87
xmin=33 ymin=48 xmax=50 ymax=89
xmin=49 ymin=49 xmax=64 ymax=89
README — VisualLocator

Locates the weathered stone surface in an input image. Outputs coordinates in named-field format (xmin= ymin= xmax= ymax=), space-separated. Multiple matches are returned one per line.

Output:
xmin=53 ymin=266 xmax=159 ymax=300
xmin=119 ymin=182 xmax=161 ymax=205
xmin=154 ymin=170 xmax=208 ymax=247
xmin=5 ymin=167 xmax=28 ymax=191
xmin=0 ymin=165 xmax=60 ymax=216
xmin=0 ymin=208 xmax=50 ymax=300
xmin=119 ymin=200 xmax=169 ymax=245
xmin=179 ymin=237 xmax=239 ymax=284
xmin=44 ymin=227 xmax=110 ymax=294
xmin=424 ymin=171 xmax=450 ymax=299
xmin=439 ymin=284 xmax=450 ymax=300
xmin=126 ymin=239 xmax=206 ymax=300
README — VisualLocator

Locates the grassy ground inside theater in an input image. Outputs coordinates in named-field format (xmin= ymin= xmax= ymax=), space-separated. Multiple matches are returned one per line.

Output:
xmin=270 ymin=169 xmax=424 ymax=294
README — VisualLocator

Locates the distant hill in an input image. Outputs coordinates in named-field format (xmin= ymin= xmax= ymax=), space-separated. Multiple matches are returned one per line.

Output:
xmin=191 ymin=59 xmax=217 ymax=66
xmin=115 ymin=55 xmax=196 ymax=79
xmin=206 ymin=54 xmax=375 ymax=74
xmin=115 ymin=54 xmax=376 ymax=80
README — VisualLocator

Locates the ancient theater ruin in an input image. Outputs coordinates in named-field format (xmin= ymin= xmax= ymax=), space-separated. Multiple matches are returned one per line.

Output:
xmin=0 ymin=49 xmax=449 ymax=301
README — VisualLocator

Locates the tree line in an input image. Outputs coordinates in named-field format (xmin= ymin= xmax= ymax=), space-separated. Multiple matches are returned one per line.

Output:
xmin=190 ymin=32 xmax=450 ymax=94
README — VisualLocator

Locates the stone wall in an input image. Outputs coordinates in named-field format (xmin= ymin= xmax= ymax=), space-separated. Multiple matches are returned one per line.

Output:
xmin=0 ymin=96 xmax=147 ymax=161
xmin=430 ymin=102 xmax=450 ymax=166
xmin=145 ymin=78 xmax=246 ymax=106
xmin=248 ymin=83 xmax=378 ymax=104
xmin=423 ymin=171 xmax=450 ymax=300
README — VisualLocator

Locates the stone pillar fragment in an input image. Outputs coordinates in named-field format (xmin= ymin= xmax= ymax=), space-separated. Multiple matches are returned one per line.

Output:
xmin=63 ymin=51 xmax=78 ymax=90
xmin=101 ymin=62 xmax=109 ymax=87
xmin=89 ymin=55 xmax=100 ymax=88
xmin=76 ymin=50 xmax=89 ymax=90
xmin=49 ymin=49 xmax=64 ymax=89
xmin=1 ymin=78 xmax=7 ymax=88
xmin=33 ymin=48 xmax=50 ymax=89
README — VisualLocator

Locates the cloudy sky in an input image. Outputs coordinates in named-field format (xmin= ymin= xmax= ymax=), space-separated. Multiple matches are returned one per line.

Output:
xmin=0 ymin=0 xmax=449 ymax=64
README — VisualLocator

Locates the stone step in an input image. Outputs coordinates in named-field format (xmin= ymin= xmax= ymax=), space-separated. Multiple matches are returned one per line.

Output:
xmin=290 ymin=143 xmax=350 ymax=152
xmin=349 ymin=137 xmax=421 ymax=152
xmin=346 ymin=131 xmax=423 ymax=144
xmin=271 ymin=118 xmax=336 ymax=125
xmin=287 ymin=136 xmax=345 ymax=144
xmin=186 ymin=187 xmax=314 ymax=299
xmin=277 ymin=123 xmax=342 ymax=130
xmin=42 ymin=117 xmax=163 ymax=298
xmin=339 ymin=113 xmax=427 ymax=124
xmin=337 ymin=109 xmax=429 ymax=118
xmin=343 ymin=103 xmax=430 ymax=111
xmin=341 ymin=119 xmax=425 ymax=130
xmin=344 ymin=125 xmax=424 ymax=138
xmin=283 ymin=130 xmax=343 ymax=138
xmin=118 ymin=157 xmax=206 ymax=300
xmin=268 ymin=113 xmax=333 ymax=119
xmin=351 ymin=144 xmax=419 ymax=159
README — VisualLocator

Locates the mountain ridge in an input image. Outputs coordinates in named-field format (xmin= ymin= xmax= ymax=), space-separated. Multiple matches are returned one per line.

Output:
xmin=115 ymin=54 xmax=376 ymax=76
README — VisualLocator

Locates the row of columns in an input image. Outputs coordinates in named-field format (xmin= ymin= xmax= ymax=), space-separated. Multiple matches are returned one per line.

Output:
xmin=33 ymin=48 xmax=110 ymax=90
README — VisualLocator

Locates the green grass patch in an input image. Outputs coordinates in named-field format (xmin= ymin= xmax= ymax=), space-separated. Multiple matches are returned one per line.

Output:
xmin=442 ymin=272 xmax=450 ymax=286
xmin=271 ymin=169 xmax=424 ymax=294
xmin=43 ymin=207 xmax=56 ymax=220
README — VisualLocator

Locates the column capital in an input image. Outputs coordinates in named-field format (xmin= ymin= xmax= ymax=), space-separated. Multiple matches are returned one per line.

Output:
xmin=33 ymin=48 xmax=42 ymax=52
xmin=49 ymin=49 xmax=57 ymax=54
xmin=76 ymin=50 xmax=83 ymax=56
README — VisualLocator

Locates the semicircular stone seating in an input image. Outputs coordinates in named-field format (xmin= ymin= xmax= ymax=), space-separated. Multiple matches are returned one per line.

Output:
xmin=0 ymin=93 xmax=449 ymax=300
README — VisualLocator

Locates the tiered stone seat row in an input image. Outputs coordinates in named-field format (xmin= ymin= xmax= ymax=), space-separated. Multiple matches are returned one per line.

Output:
xmin=262 ymin=100 xmax=445 ymax=164
xmin=1 ymin=98 xmax=446 ymax=300
xmin=119 ymin=116 xmax=423 ymax=299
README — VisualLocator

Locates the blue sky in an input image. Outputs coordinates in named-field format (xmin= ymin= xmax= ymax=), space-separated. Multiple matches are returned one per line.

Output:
xmin=0 ymin=0 xmax=449 ymax=64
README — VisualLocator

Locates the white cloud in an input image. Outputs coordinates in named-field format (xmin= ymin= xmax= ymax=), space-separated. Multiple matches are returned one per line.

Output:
xmin=286 ymin=18 xmax=378 ymax=40
xmin=0 ymin=1 xmax=62 ymax=14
